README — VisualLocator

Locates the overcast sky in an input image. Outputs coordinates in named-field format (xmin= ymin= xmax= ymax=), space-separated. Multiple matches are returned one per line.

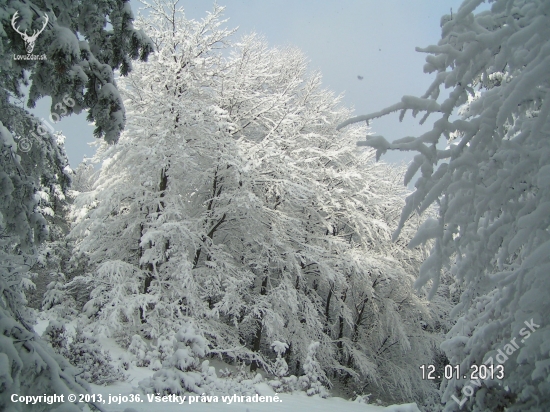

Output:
xmin=29 ymin=0 xmax=464 ymax=167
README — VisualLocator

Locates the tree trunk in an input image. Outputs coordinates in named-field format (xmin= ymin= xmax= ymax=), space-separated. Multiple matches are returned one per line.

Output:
xmin=324 ymin=283 xmax=333 ymax=334
xmin=347 ymin=297 xmax=367 ymax=368
xmin=193 ymin=168 xmax=224 ymax=269
xmin=352 ymin=298 xmax=367 ymax=343
xmin=337 ymin=288 xmax=347 ymax=353
xmin=139 ymin=167 xmax=169 ymax=324
xmin=139 ymin=220 xmax=153 ymax=324
xmin=250 ymin=274 xmax=268 ymax=372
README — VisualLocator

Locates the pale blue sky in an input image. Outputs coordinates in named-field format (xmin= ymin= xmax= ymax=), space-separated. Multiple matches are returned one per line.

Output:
xmin=29 ymin=0 xmax=464 ymax=167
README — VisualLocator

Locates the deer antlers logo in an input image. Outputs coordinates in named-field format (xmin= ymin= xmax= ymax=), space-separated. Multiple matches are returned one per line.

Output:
xmin=11 ymin=11 xmax=48 ymax=54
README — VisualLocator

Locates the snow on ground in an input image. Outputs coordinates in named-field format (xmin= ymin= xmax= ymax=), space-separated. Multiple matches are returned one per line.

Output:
xmin=33 ymin=317 xmax=421 ymax=412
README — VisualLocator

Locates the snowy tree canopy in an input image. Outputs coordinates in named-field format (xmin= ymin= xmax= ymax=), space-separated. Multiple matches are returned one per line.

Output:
xmin=339 ymin=0 xmax=550 ymax=410
xmin=68 ymin=2 xmax=446 ymax=404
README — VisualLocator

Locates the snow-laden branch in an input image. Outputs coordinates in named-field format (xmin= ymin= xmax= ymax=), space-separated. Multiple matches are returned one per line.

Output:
xmin=337 ymin=96 xmax=441 ymax=131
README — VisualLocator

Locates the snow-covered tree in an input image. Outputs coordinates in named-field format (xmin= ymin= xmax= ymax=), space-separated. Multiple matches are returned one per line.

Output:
xmin=138 ymin=322 xmax=210 ymax=395
xmin=71 ymin=161 xmax=96 ymax=193
xmin=0 ymin=118 xmax=89 ymax=412
xmin=69 ymin=1 xmax=236 ymax=342
xmin=339 ymin=0 xmax=550 ymax=410
xmin=25 ymin=137 xmax=77 ymax=313
xmin=271 ymin=341 xmax=289 ymax=378
xmin=268 ymin=341 xmax=299 ymax=393
xmin=66 ymin=328 xmax=125 ymax=385
xmin=169 ymin=324 xmax=209 ymax=373
xmin=43 ymin=320 xmax=69 ymax=355
xmin=71 ymin=1 xmax=446 ymax=404
xmin=1 ymin=0 xmax=151 ymax=408
xmin=128 ymin=334 xmax=151 ymax=367
xmin=299 ymin=341 xmax=329 ymax=397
